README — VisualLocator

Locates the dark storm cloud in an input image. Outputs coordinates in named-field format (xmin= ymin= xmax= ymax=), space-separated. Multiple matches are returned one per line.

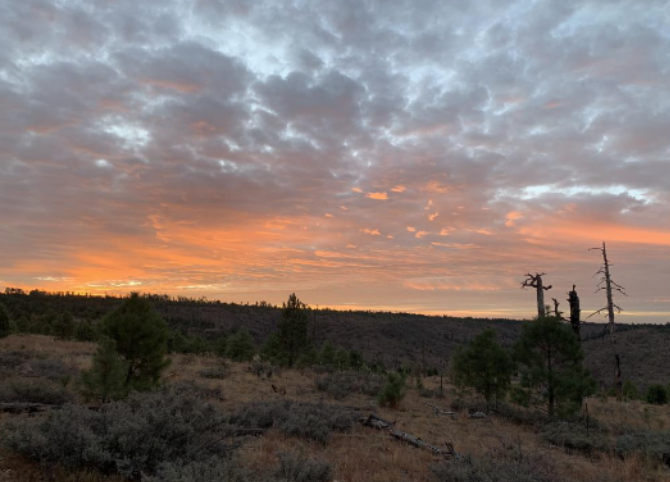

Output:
xmin=0 ymin=0 xmax=669 ymax=320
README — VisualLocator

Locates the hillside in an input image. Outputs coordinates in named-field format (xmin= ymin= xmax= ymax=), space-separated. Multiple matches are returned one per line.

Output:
xmin=1 ymin=289 xmax=669 ymax=390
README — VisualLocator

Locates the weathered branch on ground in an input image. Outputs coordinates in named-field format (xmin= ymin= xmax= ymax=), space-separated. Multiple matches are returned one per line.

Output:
xmin=426 ymin=403 xmax=458 ymax=419
xmin=360 ymin=413 xmax=459 ymax=459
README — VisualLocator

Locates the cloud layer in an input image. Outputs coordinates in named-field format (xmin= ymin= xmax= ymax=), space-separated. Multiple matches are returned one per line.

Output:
xmin=1 ymin=0 xmax=669 ymax=321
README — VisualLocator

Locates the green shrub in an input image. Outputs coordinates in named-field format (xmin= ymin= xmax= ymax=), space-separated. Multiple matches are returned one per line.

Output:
xmin=645 ymin=384 xmax=668 ymax=405
xmin=199 ymin=363 xmax=229 ymax=380
xmin=542 ymin=422 xmax=611 ymax=455
xmin=74 ymin=321 xmax=98 ymax=342
xmin=3 ymin=391 xmax=233 ymax=478
xmin=616 ymin=431 xmax=670 ymax=467
xmin=144 ymin=459 xmax=250 ymax=482
xmin=0 ymin=378 xmax=74 ymax=404
xmin=52 ymin=312 xmax=76 ymax=340
xmin=226 ymin=329 xmax=256 ymax=362
xmin=80 ymin=337 xmax=128 ymax=403
xmin=315 ymin=371 xmax=384 ymax=400
xmin=378 ymin=372 xmax=407 ymax=408
xmin=276 ymin=452 xmax=333 ymax=482
xmin=432 ymin=452 xmax=561 ymax=482
xmin=232 ymin=401 xmax=359 ymax=445
xmin=168 ymin=380 xmax=224 ymax=401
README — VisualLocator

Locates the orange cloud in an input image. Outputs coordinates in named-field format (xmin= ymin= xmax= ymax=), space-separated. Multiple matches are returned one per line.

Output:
xmin=366 ymin=192 xmax=388 ymax=200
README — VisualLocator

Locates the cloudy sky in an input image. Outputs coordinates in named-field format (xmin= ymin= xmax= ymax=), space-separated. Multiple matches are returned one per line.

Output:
xmin=1 ymin=0 xmax=669 ymax=322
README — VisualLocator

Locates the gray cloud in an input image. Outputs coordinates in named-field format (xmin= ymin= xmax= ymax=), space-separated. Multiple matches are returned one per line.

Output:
xmin=1 ymin=0 xmax=669 ymax=320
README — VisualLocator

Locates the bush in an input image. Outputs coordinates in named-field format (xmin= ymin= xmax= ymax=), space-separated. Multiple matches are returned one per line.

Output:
xmin=168 ymin=380 xmax=224 ymax=401
xmin=0 ymin=378 xmax=74 ymax=404
xmin=232 ymin=401 xmax=359 ymax=444
xmin=616 ymin=431 xmax=670 ymax=467
xmin=80 ymin=337 xmax=128 ymax=403
xmin=249 ymin=360 xmax=277 ymax=378
xmin=378 ymin=372 xmax=407 ymax=408
xmin=199 ymin=362 xmax=229 ymax=380
xmin=315 ymin=371 xmax=384 ymax=400
xmin=276 ymin=452 xmax=333 ymax=482
xmin=226 ymin=329 xmax=256 ymax=362
xmin=0 ymin=350 xmax=78 ymax=382
xmin=74 ymin=321 xmax=98 ymax=342
xmin=144 ymin=459 xmax=252 ymax=482
xmin=542 ymin=422 xmax=611 ymax=455
xmin=432 ymin=449 xmax=560 ymax=482
xmin=2 ymin=391 xmax=234 ymax=478
xmin=645 ymin=384 xmax=668 ymax=405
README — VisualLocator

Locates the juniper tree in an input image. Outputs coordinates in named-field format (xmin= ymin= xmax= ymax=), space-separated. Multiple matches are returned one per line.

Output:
xmin=226 ymin=329 xmax=256 ymax=362
xmin=81 ymin=337 xmax=128 ymax=403
xmin=100 ymin=293 xmax=171 ymax=390
xmin=452 ymin=328 xmax=514 ymax=409
xmin=276 ymin=293 xmax=311 ymax=367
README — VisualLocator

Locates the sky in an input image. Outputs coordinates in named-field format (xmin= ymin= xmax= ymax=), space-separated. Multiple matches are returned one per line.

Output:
xmin=1 ymin=0 xmax=669 ymax=323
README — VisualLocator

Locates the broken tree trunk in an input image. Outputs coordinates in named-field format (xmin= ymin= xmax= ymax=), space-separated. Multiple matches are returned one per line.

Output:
xmin=521 ymin=273 xmax=553 ymax=318
xmin=426 ymin=403 xmax=458 ymax=419
xmin=567 ymin=285 xmax=581 ymax=341
xmin=589 ymin=242 xmax=627 ymax=399
xmin=360 ymin=414 xmax=458 ymax=458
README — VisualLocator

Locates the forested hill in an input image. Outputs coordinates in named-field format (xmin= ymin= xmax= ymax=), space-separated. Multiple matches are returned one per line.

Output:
xmin=1 ymin=288 xmax=669 ymax=390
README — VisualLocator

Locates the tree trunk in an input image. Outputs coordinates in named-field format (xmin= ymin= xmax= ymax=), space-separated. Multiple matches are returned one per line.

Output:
xmin=568 ymin=285 xmax=581 ymax=341
xmin=536 ymin=276 xmax=546 ymax=318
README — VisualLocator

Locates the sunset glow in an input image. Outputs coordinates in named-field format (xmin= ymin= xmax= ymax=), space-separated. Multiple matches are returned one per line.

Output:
xmin=1 ymin=1 xmax=669 ymax=322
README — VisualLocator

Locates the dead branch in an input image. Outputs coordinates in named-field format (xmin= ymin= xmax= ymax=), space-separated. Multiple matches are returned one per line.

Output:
xmin=360 ymin=414 xmax=459 ymax=459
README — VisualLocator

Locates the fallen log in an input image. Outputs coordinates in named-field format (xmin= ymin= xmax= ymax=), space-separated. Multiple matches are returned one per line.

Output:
xmin=0 ymin=403 xmax=63 ymax=413
xmin=360 ymin=413 xmax=458 ymax=459
xmin=426 ymin=403 xmax=458 ymax=419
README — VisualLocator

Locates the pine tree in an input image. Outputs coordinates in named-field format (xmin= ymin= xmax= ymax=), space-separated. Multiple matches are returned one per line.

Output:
xmin=452 ymin=328 xmax=513 ymax=409
xmin=100 ymin=293 xmax=171 ymax=390
xmin=53 ymin=312 xmax=76 ymax=340
xmin=318 ymin=341 xmax=336 ymax=366
xmin=514 ymin=317 xmax=596 ymax=417
xmin=80 ymin=337 xmax=128 ymax=403
xmin=276 ymin=293 xmax=311 ymax=367
xmin=226 ymin=329 xmax=256 ymax=362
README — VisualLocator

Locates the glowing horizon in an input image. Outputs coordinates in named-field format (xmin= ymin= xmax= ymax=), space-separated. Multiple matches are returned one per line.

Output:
xmin=1 ymin=1 xmax=670 ymax=323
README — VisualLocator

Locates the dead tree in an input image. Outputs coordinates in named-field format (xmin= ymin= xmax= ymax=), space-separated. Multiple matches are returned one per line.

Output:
xmin=589 ymin=242 xmax=627 ymax=398
xmin=551 ymin=298 xmax=563 ymax=319
xmin=567 ymin=285 xmax=581 ymax=341
xmin=521 ymin=273 xmax=552 ymax=318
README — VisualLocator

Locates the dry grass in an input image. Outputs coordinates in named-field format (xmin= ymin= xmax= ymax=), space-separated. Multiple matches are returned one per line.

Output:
xmin=1 ymin=335 xmax=669 ymax=482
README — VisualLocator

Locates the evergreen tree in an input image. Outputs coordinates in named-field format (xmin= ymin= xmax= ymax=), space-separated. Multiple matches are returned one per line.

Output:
xmin=452 ymin=328 xmax=514 ymax=409
xmin=646 ymin=384 xmax=668 ymax=405
xmin=514 ymin=317 xmax=596 ymax=417
xmin=334 ymin=349 xmax=350 ymax=371
xmin=276 ymin=293 xmax=310 ymax=367
xmin=74 ymin=321 xmax=98 ymax=342
xmin=0 ymin=303 xmax=11 ymax=338
xmin=80 ymin=337 xmax=128 ymax=403
xmin=348 ymin=350 xmax=364 ymax=371
xmin=226 ymin=329 xmax=256 ymax=362
xmin=53 ymin=312 xmax=76 ymax=340
xmin=318 ymin=341 xmax=336 ymax=366
xmin=100 ymin=293 xmax=171 ymax=390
